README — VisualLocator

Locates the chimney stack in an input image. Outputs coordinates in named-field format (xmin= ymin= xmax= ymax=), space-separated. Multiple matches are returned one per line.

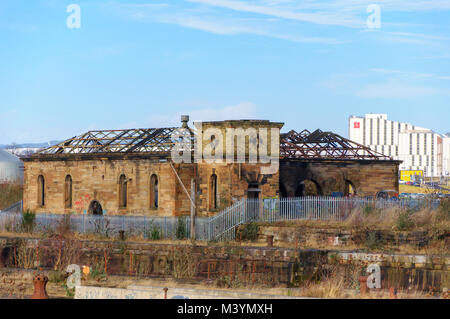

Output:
xmin=181 ymin=115 xmax=189 ymax=128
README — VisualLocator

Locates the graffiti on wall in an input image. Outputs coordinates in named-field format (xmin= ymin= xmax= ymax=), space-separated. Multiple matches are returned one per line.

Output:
xmin=74 ymin=194 xmax=91 ymax=214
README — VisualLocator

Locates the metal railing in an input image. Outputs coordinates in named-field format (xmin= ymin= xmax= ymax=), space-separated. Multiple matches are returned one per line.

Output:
xmin=0 ymin=200 xmax=23 ymax=214
xmin=207 ymin=199 xmax=252 ymax=242
xmin=0 ymin=197 xmax=442 ymax=242
xmin=0 ymin=211 xmax=211 ymax=240
xmin=207 ymin=197 xmax=442 ymax=241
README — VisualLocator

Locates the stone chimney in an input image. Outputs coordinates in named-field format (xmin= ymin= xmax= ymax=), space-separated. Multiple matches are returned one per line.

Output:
xmin=181 ymin=115 xmax=189 ymax=128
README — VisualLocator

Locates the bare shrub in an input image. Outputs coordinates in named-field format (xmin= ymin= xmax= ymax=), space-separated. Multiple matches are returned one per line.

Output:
xmin=46 ymin=236 xmax=82 ymax=271
xmin=345 ymin=207 xmax=399 ymax=230
xmin=169 ymin=247 xmax=199 ymax=279
xmin=88 ymin=218 xmax=112 ymax=238
xmin=411 ymin=209 xmax=434 ymax=227
xmin=345 ymin=208 xmax=364 ymax=228
xmin=13 ymin=239 xmax=37 ymax=269
xmin=300 ymin=268 xmax=349 ymax=298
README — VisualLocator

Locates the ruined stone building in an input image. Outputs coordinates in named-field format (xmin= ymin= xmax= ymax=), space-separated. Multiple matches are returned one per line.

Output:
xmin=22 ymin=117 xmax=400 ymax=216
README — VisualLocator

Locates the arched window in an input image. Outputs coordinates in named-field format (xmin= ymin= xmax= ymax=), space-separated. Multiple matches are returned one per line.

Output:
xmin=150 ymin=174 xmax=158 ymax=209
xmin=295 ymin=180 xmax=322 ymax=197
xmin=64 ymin=175 xmax=72 ymax=208
xmin=119 ymin=174 xmax=127 ymax=208
xmin=88 ymin=200 xmax=103 ymax=215
xmin=210 ymin=174 xmax=218 ymax=210
xmin=345 ymin=180 xmax=357 ymax=196
xmin=37 ymin=175 xmax=45 ymax=206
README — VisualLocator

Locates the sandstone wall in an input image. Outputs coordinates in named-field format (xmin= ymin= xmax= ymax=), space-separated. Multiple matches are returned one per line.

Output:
xmin=23 ymin=158 xmax=278 ymax=217
xmin=23 ymin=158 xmax=192 ymax=216
xmin=280 ymin=159 xmax=400 ymax=197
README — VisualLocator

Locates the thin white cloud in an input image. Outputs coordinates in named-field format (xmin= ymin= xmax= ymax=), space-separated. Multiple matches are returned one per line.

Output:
xmin=413 ymin=53 xmax=450 ymax=60
xmin=120 ymin=102 xmax=259 ymax=129
xmin=102 ymin=1 xmax=448 ymax=46
xmin=188 ymin=0 xmax=363 ymax=27
xmin=157 ymin=13 xmax=346 ymax=43
xmin=356 ymin=81 xmax=439 ymax=98
xmin=371 ymin=68 xmax=450 ymax=81
xmin=188 ymin=0 xmax=450 ymax=26
xmin=356 ymin=28 xmax=450 ymax=46
xmin=108 ymin=2 xmax=346 ymax=44
xmin=157 ymin=14 xmax=260 ymax=35
xmin=384 ymin=31 xmax=447 ymax=40
xmin=189 ymin=102 xmax=258 ymax=122
xmin=323 ymin=70 xmax=450 ymax=99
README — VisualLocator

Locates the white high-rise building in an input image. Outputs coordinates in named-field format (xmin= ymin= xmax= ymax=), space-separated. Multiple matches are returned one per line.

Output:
xmin=349 ymin=114 xmax=446 ymax=178
xmin=443 ymin=133 xmax=450 ymax=177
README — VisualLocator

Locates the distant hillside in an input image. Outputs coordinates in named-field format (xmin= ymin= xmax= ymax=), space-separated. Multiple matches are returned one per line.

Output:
xmin=0 ymin=141 xmax=61 ymax=157
xmin=0 ymin=141 xmax=61 ymax=149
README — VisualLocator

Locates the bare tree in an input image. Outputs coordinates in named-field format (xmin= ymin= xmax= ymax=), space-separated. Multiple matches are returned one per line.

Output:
xmin=8 ymin=142 xmax=19 ymax=156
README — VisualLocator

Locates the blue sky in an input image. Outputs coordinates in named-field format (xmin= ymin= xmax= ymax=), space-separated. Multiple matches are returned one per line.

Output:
xmin=0 ymin=0 xmax=449 ymax=144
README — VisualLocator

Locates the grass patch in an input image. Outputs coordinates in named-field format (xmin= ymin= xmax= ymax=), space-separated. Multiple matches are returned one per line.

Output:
xmin=21 ymin=209 xmax=36 ymax=233
xmin=395 ymin=210 xmax=415 ymax=231
xmin=175 ymin=216 xmax=187 ymax=240
xmin=145 ymin=220 xmax=162 ymax=240
xmin=48 ymin=270 xmax=67 ymax=283
xmin=238 ymin=222 xmax=260 ymax=242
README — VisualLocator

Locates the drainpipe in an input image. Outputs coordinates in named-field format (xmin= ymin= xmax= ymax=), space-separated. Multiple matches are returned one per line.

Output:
xmin=190 ymin=178 xmax=196 ymax=240
xmin=169 ymin=162 xmax=196 ymax=240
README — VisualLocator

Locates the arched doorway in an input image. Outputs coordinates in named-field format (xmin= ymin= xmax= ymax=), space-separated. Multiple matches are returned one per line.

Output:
xmin=295 ymin=180 xmax=322 ymax=197
xmin=344 ymin=180 xmax=357 ymax=196
xmin=247 ymin=182 xmax=260 ymax=199
xmin=247 ymin=182 xmax=260 ymax=220
xmin=279 ymin=183 xmax=288 ymax=198
xmin=88 ymin=200 xmax=103 ymax=215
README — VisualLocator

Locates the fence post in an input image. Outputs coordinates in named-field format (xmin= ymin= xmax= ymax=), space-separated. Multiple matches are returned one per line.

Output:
xmin=164 ymin=217 xmax=167 ymax=239
xmin=143 ymin=216 xmax=146 ymax=238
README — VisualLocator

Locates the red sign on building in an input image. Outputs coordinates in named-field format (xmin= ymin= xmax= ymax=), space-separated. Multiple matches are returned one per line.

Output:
xmin=354 ymin=122 xmax=360 ymax=129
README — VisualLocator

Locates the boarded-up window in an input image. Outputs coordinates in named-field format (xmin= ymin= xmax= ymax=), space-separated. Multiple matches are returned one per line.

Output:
xmin=64 ymin=175 xmax=72 ymax=208
xmin=119 ymin=174 xmax=127 ymax=208
xmin=37 ymin=175 xmax=45 ymax=206
xmin=210 ymin=174 xmax=218 ymax=210
xmin=150 ymin=174 xmax=158 ymax=209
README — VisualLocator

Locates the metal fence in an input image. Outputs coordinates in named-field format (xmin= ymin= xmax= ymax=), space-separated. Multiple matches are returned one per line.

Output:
xmin=209 ymin=197 xmax=442 ymax=241
xmin=206 ymin=199 xmax=258 ymax=242
xmin=0 ymin=211 xmax=211 ymax=240
xmin=0 ymin=200 xmax=23 ymax=214
xmin=0 ymin=197 xmax=442 ymax=242
xmin=261 ymin=196 xmax=441 ymax=222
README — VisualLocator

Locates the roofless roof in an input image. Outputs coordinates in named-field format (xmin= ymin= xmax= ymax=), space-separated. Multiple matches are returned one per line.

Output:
xmin=36 ymin=127 xmax=191 ymax=155
xmin=280 ymin=129 xmax=392 ymax=161
xmin=32 ymin=125 xmax=392 ymax=161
